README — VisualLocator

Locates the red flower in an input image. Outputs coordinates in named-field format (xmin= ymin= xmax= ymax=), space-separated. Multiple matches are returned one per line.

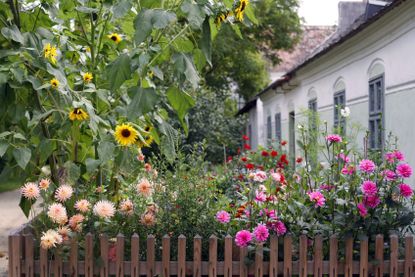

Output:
xmin=227 ymin=156 xmax=233 ymax=162
xmin=257 ymin=165 xmax=264 ymax=171
xmin=244 ymin=144 xmax=251 ymax=150
xmin=270 ymin=150 xmax=278 ymax=157
xmin=242 ymin=135 xmax=249 ymax=141
xmin=280 ymin=154 xmax=289 ymax=165
xmin=237 ymin=174 xmax=244 ymax=180
xmin=241 ymin=157 xmax=248 ymax=162
xmin=281 ymin=140 xmax=287 ymax=146
xmin=237 ymin=148 xmax=241 ymax=154
xmin=245 ymin=163 xmax=255 ymax=170
xmin=261 ymin=150 xmax=269 ymax=157
xmin=296 ymin=157 xmax=303 ymax=163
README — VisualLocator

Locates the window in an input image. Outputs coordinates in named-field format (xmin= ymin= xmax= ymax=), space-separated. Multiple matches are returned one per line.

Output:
xmin=308 ymin=99 xmax=317 ymax=130
xmin=368 ymin=76 xmax=384 ymax=150
xmin=275 ymin=113 xmax=281 ymax=142
xmin=334 ymin=90 xmax=346 ymax=132
xmin=266 ymin=116 xmax=272 ymax=144
xmin=289 ymin=111 xmax=295 ymax=164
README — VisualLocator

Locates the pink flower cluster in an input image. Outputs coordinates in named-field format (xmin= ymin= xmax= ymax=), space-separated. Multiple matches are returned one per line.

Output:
xmin=215 ymin=210 xmax=231 ymax=224
xmin=396 ymin=163 xmax=412 ymax=178
xmin=307 ymin=191 xmax=325 ymax=207
xmin=385 ymin=150 xmax=405 ymax=163
xmin=399 ymin=184 xmax=413 ymax=198
xmin=359 ymin=159 xmax=376 ymax=173
xmin=326 ymin=134 xmax=342 ymax=143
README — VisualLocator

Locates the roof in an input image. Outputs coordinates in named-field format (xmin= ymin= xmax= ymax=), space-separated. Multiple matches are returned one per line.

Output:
xmin=238 ymin=0 xmax=407 ymax=114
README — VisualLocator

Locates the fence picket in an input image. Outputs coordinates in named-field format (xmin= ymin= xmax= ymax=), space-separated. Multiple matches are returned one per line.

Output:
xmin=390 ymin=234 xmax=398 ymax=277
xmin=131 ymin=234 xmax=140 ymax=277
xmin=53 ymin=251 xmax=63 ymax=277
xmin=344 ymin=237 xmax=353 ymax=277
xmin=116 ymin=234 xmax=125 ymax=277
xmin=224 ymin=235 xmax=233 ymax=277
xmin=404 ymin=235 xmax=413 ymax=277
xmin=240 ymin=246 xmax=248 ymax=277
xmin=39 ymin=247 xmax=47 ymax=277
xmin=24 ymin=233 xmax=34 ymax=277
xmin=193 ymin=235 xmax=202 ymax=277
xmin=209 ymin=235 xmax=218 ymax=277
xmin=162 ymin=235 xmax=170 ymax=277
xmin=85 ymin=233 xmax=93 ymax=277
xmin=299 ymin=235 xmax=307 ymax=277
xmin=100 ymin=234 xmax=109 ymax=277
xmin=178 ymin=235 xmax=186 ymax=277
xmin=11 ymin=234 xmax=21 ymax=277
xmin=255 ymin=244 xmax=263 ymax=277
xmin=269 ymin=235 xmax=278 ymax=277
xmin=359 ymin=236 xmax=368 ymax=277
xmin=375 ymin=234 xmax=384 ymax=277
xmin=313 ymin=235 xmax=323 ymax=277
xmin=329 ymin=235 xmax=338 ymax=277
xmin=69 ymin=237 xmax=78 ymax=277
xmin=147 ymin=235 xmax=155 ymax=277
xmin=283 ymin=235 xmax=292 ymax=277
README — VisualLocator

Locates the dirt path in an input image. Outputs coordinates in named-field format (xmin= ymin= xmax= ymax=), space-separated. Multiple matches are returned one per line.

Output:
xmin=0 ymin=189 xmax=32 ymax=276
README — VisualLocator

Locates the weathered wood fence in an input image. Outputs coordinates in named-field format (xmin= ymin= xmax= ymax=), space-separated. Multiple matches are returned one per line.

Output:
xmin=8 ymin=230 xmax=415 ymax=276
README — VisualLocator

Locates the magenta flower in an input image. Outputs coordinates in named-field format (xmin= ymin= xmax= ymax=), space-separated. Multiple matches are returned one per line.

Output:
xmin=399 ymin=184 xmax=413 ymax=198
xmin=326 ymin=134 xmax=342 ymax=143
xmin=307 ymin=191 xmax=325 ymax=207
xmin=363 ymin=195 xmax=381 ymax=208
xmin=341 ymin=165 xmax=355 ymax=175
xmin=337 ymin=153 xmax=350 ymax=163
xmin=394 ymin=150 xmax=405 ymax=161
xmin=357 ymin=203 xmax=368 ymax=217
xmin=255 ymin=190 xmax=267 ymax=203
xmin=235 ymin=230 xmax=252 ymax=247
xmin=253 ymin=224 xmax=269 ymax=243
xmin=361 ymin=180 xmax=377 ymax=196
xmin=274 ymin=221 xmax=287 ymax=236
xmin=215 ymin=211 xmax=231 ymax=224
xmin=396 ymin=163 xmax=412 ymax=178
xmin=385 ymin=152 xmax=395 ymax=163
xmin=359 ymin=159 xmax=376 ymax=173
xmin=382 ymin=170 xmax=397 ymax=181
xmin=320 ymin=184 xmax=335 ymax=191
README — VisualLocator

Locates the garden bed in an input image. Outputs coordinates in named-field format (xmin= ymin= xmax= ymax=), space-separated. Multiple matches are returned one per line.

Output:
xmin=8 ymin=228 xmax=415 ymax=277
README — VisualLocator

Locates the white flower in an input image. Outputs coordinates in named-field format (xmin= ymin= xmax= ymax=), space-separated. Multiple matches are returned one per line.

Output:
xmin=297 ymin=124 xmax=304 ymax=130
xmin=341 ymin=107 xmax=350 ymax=117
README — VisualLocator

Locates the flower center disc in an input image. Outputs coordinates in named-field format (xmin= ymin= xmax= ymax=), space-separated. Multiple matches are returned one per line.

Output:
xmin=121 ymin=129 xmax=131 ymax=137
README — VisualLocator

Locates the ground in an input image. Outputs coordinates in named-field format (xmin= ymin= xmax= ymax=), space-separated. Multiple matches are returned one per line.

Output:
xmin=0 ymin=190 xmax=32 ymax=276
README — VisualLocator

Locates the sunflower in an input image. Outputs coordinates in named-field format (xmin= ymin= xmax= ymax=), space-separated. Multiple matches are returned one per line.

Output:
xmin=137 ymin=126 xmax=154 ymax=148
xmin=214 ymin=11 xmax=231 ymax=26
xmin=234 ymin=0 xmax=249 ymax=21
xmin=43 ymin=43 xmax=58 ymax=64
xmin=108 ymin=33 xmax=122 ymax=43
xmin=114 ymin=124 xmax=138 ymax=146
xmin=50 ymin=78 xmax=59 ymax=89
xmin=69 ymin=108 xmax=89 ymax=121
xmin=83 ymin=72 xmax=93 ymax=83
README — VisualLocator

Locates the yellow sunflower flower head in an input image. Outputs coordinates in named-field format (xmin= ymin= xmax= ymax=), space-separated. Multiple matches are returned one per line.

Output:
xmin=108 ymin=33 xmax=122 ymax=43
xmin=137 ymin=126 xmax=154 ymax=148
xmin=114 ymin=123 xmax=138 ymax=146
xmin=69 ymin=108 xmax=89 ymax=121
xmin=234 ymin=0 xmax=249 ymax=22
xmin=50 ymin=78 xmax=59 ymax=89
xmin=43 ymin=43 xmax=58 ymax=64
xmin=83 ymin=72 xmax=93 ymax=83
xmin=214 ymin=11 xmax=232 ymax=26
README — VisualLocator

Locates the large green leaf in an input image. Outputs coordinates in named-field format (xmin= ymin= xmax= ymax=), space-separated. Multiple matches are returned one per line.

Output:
xmin=127 ymin=87 xmax=160 ymax=119
xmin=19 ymin=196 xmax=34 ymax=218
xmin=105 ymin=54 xmax=132 ymax=91
xmin=159 ymin=121 xmax=178 ymax=163
xmin=200 ymin=18 xmax=212 ymax=65
xmin=181 ymin=1 xmax=205 ymax=29
xmin=0 ymin=141 xmax=8 ymax=157
xmin=112 ymin=0 xmax=133 ymax=19
xmin=1 ymin=25 xmax=24 ymax=44
xmin=172 ymin=53 xmax=200 ymax=89
xmin=64 ymin=161 xmax=80 ymax=183
xmin=98 ymin=141 xmax=115 ymax=163
xmin=166 ymin=87 xmax=195 ymax=134
xmin=12 ymin=147 xmax=31 ymax=170
xmin=134 ymin=9 xmax=176 ymax=44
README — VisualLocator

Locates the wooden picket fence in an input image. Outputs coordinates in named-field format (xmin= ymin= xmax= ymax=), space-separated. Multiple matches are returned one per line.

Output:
xmin=8 ymin=229 xmax=415 ymax=276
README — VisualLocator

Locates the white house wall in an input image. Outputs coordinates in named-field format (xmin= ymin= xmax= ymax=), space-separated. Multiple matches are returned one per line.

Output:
xmin=247 ymin=1 xmax=415 ymax=179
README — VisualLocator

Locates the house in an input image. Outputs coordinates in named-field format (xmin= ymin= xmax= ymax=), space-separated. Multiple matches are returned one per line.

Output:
xmin=238 ymin=0 xmax=415 ymax=173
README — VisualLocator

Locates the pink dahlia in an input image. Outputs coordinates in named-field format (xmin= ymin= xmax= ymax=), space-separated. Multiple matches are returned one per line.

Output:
xmin=39 ymin=178 xmax=51 ymax=190
xmin=361 ymin=180 xmax=377 ymax=196
xmin=385 ymin=152 xmax=396 ymax=163
xmin=357 ymin=203 xmax=368 ymax=217
xmin=337 ymin=153 xmax=350 ymax=163
xmin=47 ymin=203 xmax=68 ymax=224
xmin=274 ymin=221 xmax=287 ymax=236
xmin=382 ymin=170 xmax=397 ymax=181
xmin=394 ymin=150 xmax=405 ymax=161
xmin=255 ymin=190 xmax=267 ymax=203
xmin=326 ymin=134 xmax=342 ymax=143
xmin=399 ymin=184 xmax=413 ymax=198
xmin=359 ymin=159 xmax=376 ymax=173
xmin=119 ymin=199 xmax=134 ymax=216
xmin=74 ymin=199 xmax=90 ymax=213
xmin=55 ymin=184 xmax=73 ymax=202
xmin=235 ymin=230 xmax=252 ymax=247
xmin=215 ymin=210 xmax=231 ymax=224
xmin=320 ymin=184 xmax=335 ymax=191
xmin=93 ymin=200 xmax=115 ymax=219
xmin=341 ymin=165 xmax=355 ymax=175
xmin=253 ymin=224 xmax=269 ymax=243
xmin=307 ymin=191 xmax=325 ymax=207
xmin=396 ymin=163 xmax=412 ymax=178
xmin=363 ymin=195 xmax=381 ymax=208
xmin=253 ymin=171 xmax=267 ymax=182
xmin=21 ymin=182 xmax=40 ymax=200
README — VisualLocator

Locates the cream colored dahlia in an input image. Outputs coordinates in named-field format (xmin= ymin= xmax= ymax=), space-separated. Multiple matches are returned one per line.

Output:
xmin=74 ymin=199 xmax=91 ymax=213
xmin=119 ymin=199 xmax=134 ymax=216
xmin=68 ymin=214 xmax=84 ymax=232
xmin=39 ymin=178 xmax=51 ymax=190
xmin=21 ymin=182 xmax=40 ymax=200
xmin=47 ymin=203 xmax=68 ymax=224
xmin=136 ymin=178 xmax=153 ymax=198
xmin=40 ymin=229 xmax=63 ymax=250
xmin=57 ymin=226 xmax=71 ymax=241
xmin=55 ymin=184 xmax=73 ymax=202
xmin=93 ymin=200 xmax=115 ymax=219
